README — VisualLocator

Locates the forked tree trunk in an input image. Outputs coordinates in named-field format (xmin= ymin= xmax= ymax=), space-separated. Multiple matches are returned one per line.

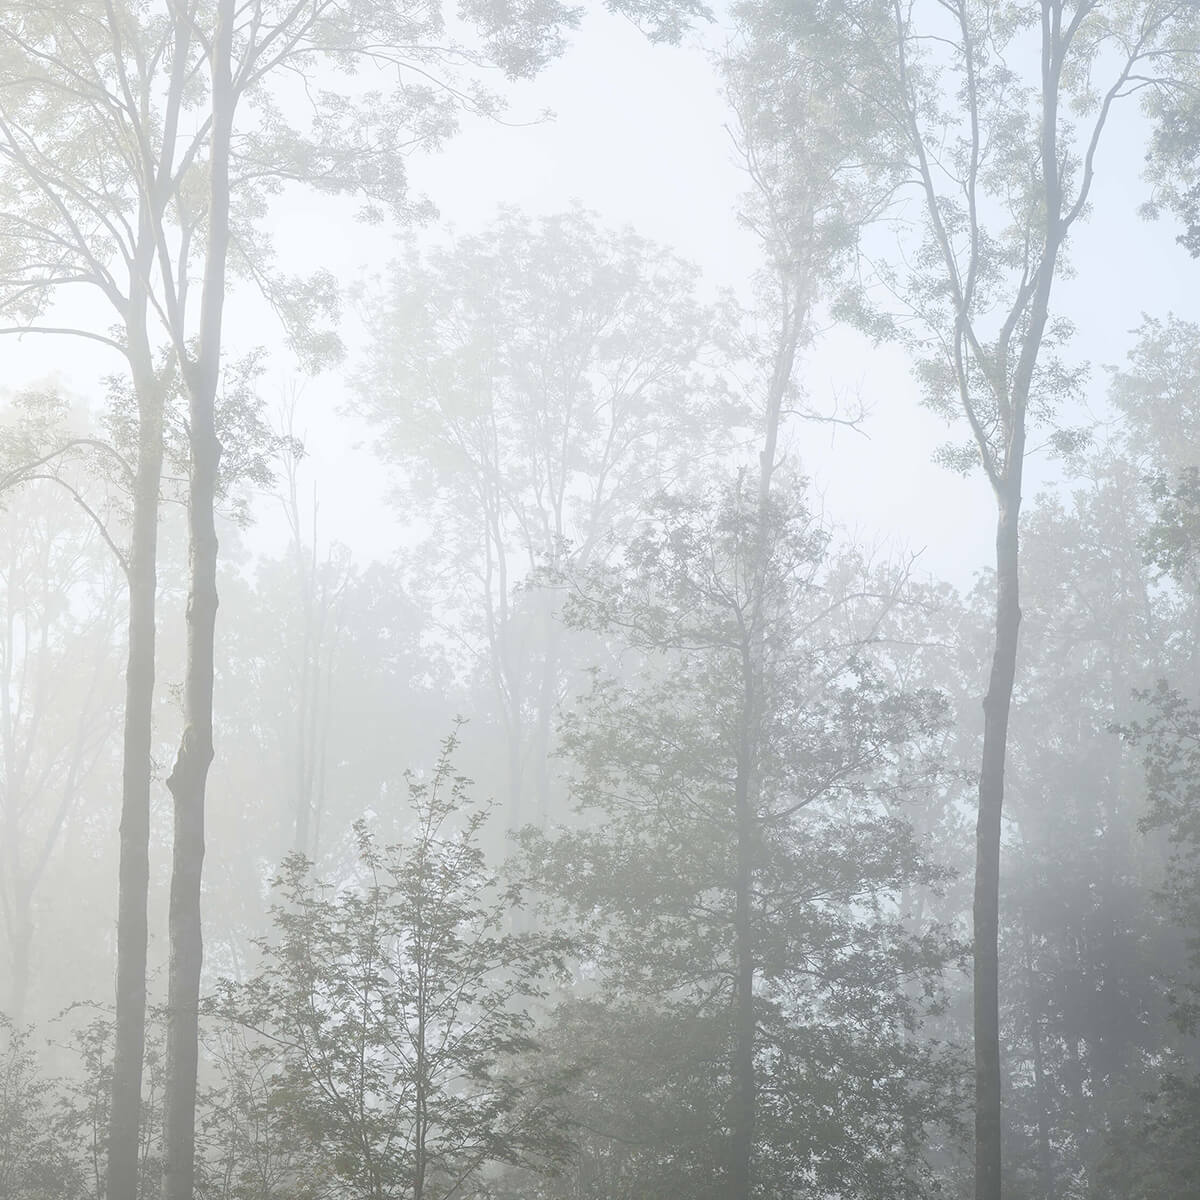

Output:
xmin=110 ymin=8 xmax=192 ymax=1187
xmin=161 ymin=2 xmax=233 ymax=1196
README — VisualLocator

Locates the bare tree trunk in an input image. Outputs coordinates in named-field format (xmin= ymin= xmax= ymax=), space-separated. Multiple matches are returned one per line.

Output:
xmin=1021 ymin=920 xmax=1055 ymax=1200
xmin=108 ymin=328 xmax=164 ymax=1200
xmin=110 ymin=5 xmax=193 ymax=1183
xmin=161 ymin=2 xmax=233 ymax=1196
xmin=974 ymin=490 xmax=1021 ymax=1200
xmin=730 ymin=736 xmax=756 ymax=1200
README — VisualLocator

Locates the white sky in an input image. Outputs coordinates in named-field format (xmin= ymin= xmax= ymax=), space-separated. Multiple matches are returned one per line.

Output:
xmin=8 ymin=7 xmax=1197 ymax=592
xmin=255 ymin=8 xmax=1200 ymax=590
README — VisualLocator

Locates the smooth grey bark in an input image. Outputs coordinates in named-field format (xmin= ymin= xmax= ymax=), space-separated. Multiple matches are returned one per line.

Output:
xmin=974 ymin=488 xmax=1022 ymax=1200
xmin=1020 ymin=917 xmax=1055 ymax=1200
xmin=107 ymin=324 xmax=164 ymax=1200
xmin=730 ymin=712 xmax=757 ymax=1200
xmin=161 ymin=2 xmax=232 ymax=1196
xmin=111 ymin=11 xmax=194 ymax=1189
xmin=727 ymin=264 xmax=799 ymax=1199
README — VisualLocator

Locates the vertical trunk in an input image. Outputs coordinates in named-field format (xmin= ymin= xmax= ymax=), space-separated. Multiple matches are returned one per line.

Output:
xmin=974 ymin=490 xmax=1021 ymax=1200
xmin=727 ymin=265 xmax=799 ymax=1200
xmin=1021 ymin=919 xmax=1055 ymax=1200
xmin=414 ymin=993 xmax=427 ymax=1200
xmin=161 ymin=3 xmax=233 ymax=1197
xmin=160 ymin=364 xmax=220 ymax=1200
xmin=108 ymin=329 xmax=163 ymax=1200
xmin=730 ymin=739 xmax=756 ymax=1200
xmin=505 ymin=717 xmax=524 ymax=832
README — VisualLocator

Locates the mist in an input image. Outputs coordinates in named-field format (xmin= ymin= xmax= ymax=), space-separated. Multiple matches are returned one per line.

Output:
xmin=1 ymin=2 xmax=1198 ymax=1199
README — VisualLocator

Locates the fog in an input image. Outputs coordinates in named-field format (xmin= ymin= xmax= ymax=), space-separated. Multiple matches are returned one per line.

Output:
xmin=1 ymin=3 xmax=1199 ymax=1199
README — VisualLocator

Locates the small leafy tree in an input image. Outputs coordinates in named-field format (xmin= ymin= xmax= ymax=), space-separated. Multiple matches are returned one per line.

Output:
xmin=0 ymin=1016 xmax=82 ymax=1199
xmin=210 ymin=737 xmax=572 ymax=1200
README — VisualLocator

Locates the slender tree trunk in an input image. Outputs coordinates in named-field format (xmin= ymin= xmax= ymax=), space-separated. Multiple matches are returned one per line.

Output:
xmin=726 ymin=260 xmax=801 ymax=1200
xmin=730 ymin=736 xmax=756 ymax=1200
xmin=161 ymin=3 xmax=233 ymax=1196
xmin=1021 ymin=921 xmax=1055 ymax=1200
xmin=110 ymin=4 xmax=192 ymax=1181
xmin=974 ymin=489 xmax=1021 ymax=1200
xmin=289 ymin=492 xmax=318 ymax=854
xmin=108 ymin=328 xmax=163 ymax=1200
xmin=160 ymin=376 xmax=220 ymax=1200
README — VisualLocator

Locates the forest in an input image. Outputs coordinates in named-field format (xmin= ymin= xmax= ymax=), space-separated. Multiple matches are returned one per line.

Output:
xmin=1 ymin=1 xmax=1200 ymax=1198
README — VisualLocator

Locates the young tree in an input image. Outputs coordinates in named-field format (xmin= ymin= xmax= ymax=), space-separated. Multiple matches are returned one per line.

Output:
xmin=0 ymin=1016 xmax=90 ymax=1200
xmin=211 ymin=739 xmax=571 ymax=1200
xmin=526 ymin=479 xmax=960 ymax=1199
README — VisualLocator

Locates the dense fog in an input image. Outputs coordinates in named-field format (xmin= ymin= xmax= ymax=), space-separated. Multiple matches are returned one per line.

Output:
xmin=2 ymin=2 xmax=1200 ymax=1199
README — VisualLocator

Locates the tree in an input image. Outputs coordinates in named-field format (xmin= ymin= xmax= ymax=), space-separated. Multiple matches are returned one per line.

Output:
xmin=525 ymin=478 xmax=960 ymax=1199
xmin=0 ymin=418 xmax=125 ymax=1024
xmin=211 ymin=738 xmax=572 ymax=1200
xmin=0 ymin=1016 xmax=88 ymax=1200
xmin=987 ymin=455 xmax=1175 ymax=1196
xmin=0 ymin=6 xmax=186 ymax=1182
xmin=1091 ymin=679 xmax=1200 ymax=1198
xmin=1 ymin=0 xmax=587 ymax=1190
xmin=357 ymin=208 xmax=746 ymax=830
xmin=723 ymin=2 xmax=1200 ymax=1193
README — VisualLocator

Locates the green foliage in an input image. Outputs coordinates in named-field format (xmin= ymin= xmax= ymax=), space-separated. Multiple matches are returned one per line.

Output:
xmin=0 ymin=1017 xmax=82 ymax=1200
xmin=210 ymin=736 xmax=573 ymax=1200
xmin=0 ymin=1010 xmax=166 ymax=1200
xmin=523 ymin=476 xmax=964 ymax=1197
xmin=358 ymin=207 xmax=745 ymax=577
xmin=1093 ymin=1073 xmax=1200 ymax=1200
xmin=731 ymin=0 xmax=1197 ymax=484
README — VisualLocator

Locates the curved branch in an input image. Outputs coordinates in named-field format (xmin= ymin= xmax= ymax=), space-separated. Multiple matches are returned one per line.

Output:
xmin=7 ymin=472 xmax=129 ymax=574
xmin=0 ymin=437 xmax=135 ymax=493
xmin=0 ymin=324 xmax=127 ymax=354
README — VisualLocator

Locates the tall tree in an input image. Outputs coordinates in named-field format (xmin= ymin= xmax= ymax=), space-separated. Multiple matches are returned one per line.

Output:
xmin=0 ymin=7 xmax=184 ymax=1187
xmin=725 ymin=3 xmax=1200 ymax=1194
xmin=527 ymin=479 xmax=958 ymax=1200
xmin=4 ymin=1 xmax=583 ymax=1192
xmin=151 ymin=4 xmax=580 ymax=1193
xmin=358 ymin=208 xmax=744 ymax=830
